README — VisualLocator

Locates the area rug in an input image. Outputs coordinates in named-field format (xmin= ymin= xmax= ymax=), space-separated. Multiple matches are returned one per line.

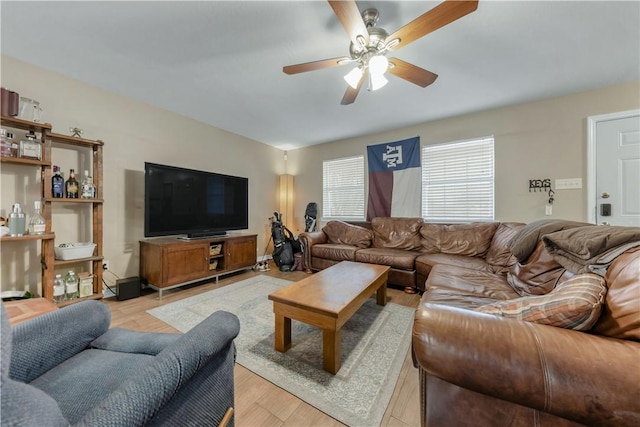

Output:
xmin=146 ymin=275 xmax=414 ymax=427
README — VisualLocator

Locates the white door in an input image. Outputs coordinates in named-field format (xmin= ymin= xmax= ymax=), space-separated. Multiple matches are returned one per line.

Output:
xmin=588 ymin=110 xmax=640 ymax=226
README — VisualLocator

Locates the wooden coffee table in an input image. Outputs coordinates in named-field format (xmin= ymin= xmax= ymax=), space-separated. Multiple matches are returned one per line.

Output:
xmin=268 ymin=261 xmax=390 ymax=374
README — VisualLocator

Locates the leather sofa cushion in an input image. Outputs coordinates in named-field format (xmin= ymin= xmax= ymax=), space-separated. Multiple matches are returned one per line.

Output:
xmin=424 ymin=265 xmax=520 ymax=310
xmin=415 ymin=253 xmax=493 ymax=279
xmin=420 ymin=222 xmax=499 ymax=257
xmin=507 ymin=242 xmax=573 ymax=296
xmin=372 ymin=217 xmax=423 ymax=250
xmin=355 ymin=247 xmax=420 ymax=270
xmin=593 ymin=247 xmax=640 ymax=340
xmin=485 ymin=222 xmax=525 ymax=274
xmin=323 ymin=221 xmax=373 ymax=248
xmin=477 ymin=273 xmax=607 ymax=331
xmin=311 ymin=243 xmax=358 ymax=262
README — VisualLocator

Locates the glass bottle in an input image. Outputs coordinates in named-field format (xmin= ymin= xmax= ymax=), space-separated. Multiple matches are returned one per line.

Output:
xmin=18 ymin=131 xmax=41 ymax=160
xmin=53 ymin=274 xmax=66 ymax=304
xmin=0 ymin=129 xmax=15 ymax=157
xmin=64 ymin=270 xmax=79 ymax=300
xmin=8 ymin=203 xmax=26 ymax=236
xmin=81 ymin=170 xmax=95 ymax=199
xmin=65 ymin=168 xmax=79 ymax=198
xmin=28 ymin=200 xmax=46 ymax=235
xmin=52 ymin=165 xmax=64 ymax=198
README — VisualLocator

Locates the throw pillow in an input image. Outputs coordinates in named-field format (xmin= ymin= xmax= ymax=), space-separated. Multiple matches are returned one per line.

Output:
xmin=485 ymin=222 xmax=525 ymax=273
xmin=323 ymin=221 xmax=373 ymax=248
xmin=476 ymin=273 xmax=607 ymax=331
xmin=420 ymin=222 xmax=498 ymax=257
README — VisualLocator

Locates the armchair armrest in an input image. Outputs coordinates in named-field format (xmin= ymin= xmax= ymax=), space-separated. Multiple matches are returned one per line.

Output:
xmin=10 ymin=301 xmax=110 ymax=383
xmin=90 ymin=328 xmax=181 ymax=355
xmin=299 ymin=231 xmax=327 ymax=270
xmin=413 ymin=303 xmax=640 ymax=426
xmin=79 ymin=310 xmax=241 ymax=427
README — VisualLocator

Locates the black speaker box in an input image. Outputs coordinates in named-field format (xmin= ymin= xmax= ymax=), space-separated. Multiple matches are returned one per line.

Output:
xmin=116 ymin=277 xmax=141 ymax=301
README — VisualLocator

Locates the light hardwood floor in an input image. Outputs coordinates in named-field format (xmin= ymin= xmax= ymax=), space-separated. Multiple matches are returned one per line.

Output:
xmin=102 ymin=262 xmax=421 ymax=426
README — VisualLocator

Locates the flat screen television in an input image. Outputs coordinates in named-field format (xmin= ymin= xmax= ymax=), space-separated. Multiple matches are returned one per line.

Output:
xmin=144 ymin=162 xmax=248 ymax=238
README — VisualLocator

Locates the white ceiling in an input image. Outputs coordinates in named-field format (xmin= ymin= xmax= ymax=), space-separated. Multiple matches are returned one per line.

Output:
xmin=1 ymin=1 xmax=639 ymax=150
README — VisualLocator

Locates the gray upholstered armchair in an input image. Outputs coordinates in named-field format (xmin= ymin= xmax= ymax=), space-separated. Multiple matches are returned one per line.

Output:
xmin=1 ymin=300 xmax=240 ymax=426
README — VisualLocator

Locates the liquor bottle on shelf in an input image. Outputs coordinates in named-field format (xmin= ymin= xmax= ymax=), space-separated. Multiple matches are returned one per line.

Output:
xmin=28 ymin=200 xmax=46 ymax=235
xmin=65 ymin=169 xmax=79 ymax=198
xmin=53 ymin=274 xmax=66 ymax=304
xmin=8 ymin=203 xmax=26 ymax=236
xmin=0 ymin=129 xmax=15 ymax=157
xmin=52 ymin=165 xmax=64 ymax=198
xmin=64 ymin=270 xmax=79 ymax=300
xmin=81 ymin=170 xmax=96 ymax=199
xmin=18 ymin=131 xmax=41 ymax=160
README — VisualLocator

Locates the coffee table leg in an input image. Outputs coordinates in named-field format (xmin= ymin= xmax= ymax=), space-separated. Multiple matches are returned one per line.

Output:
xmin=376 ymin=282 xmax=387 ymax=306
xmin=274 ymin=313 xmax=291 ymax=352
xmin=323 ymin=328 xmax=341 ymax=374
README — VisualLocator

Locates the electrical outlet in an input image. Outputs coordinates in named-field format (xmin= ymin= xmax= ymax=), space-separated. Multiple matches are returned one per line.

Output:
xmin=103 ymin=260 xmax=109 ymax=270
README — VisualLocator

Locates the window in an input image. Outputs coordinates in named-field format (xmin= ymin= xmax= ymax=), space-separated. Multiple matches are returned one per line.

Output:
xmin=322 ymin=155 xmax=365 ymax=220
xmin=421 ymin=137 xmax=494 ymax=222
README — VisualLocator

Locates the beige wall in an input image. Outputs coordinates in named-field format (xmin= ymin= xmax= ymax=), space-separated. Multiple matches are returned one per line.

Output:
xmin=1 ymin=56 xmax=285 ymax=294
xmin=287 ymin=80 xmax=640 ymax=230
xmin=2 ymin=53 xmax=638 ymax=295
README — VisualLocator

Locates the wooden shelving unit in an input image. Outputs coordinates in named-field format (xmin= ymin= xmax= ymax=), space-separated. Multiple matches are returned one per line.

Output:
xmin=1 ymin=114 xmax=104 ymax=303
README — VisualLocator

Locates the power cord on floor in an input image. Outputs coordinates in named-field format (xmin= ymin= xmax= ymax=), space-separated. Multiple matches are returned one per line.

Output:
xmin=102 ymin=268 xmax=120 ymax=296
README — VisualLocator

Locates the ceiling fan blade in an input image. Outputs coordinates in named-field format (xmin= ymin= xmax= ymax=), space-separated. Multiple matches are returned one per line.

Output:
xmin=341 ymin=70 xmax=367 ymax=105
xmin=386 ymin=0 xmax=478 ymax=51
xmin=387 ymin=58 xmax=438 ymax=88
xmin=283 ymin=57 xmax=351 ymax=75
xmin=328 ymin=0 xmax=369 ymax=48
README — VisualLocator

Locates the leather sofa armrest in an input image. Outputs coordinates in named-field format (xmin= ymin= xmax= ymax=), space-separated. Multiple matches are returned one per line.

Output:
xmin=413 ymin=303 xmax=640 ymax=426
xmin=299 ymin=231 xmax=327 ymax=270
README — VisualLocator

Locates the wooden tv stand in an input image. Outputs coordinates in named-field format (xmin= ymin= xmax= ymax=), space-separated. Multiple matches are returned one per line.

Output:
xmin=139 ymin=234 xmax=257 ymax=299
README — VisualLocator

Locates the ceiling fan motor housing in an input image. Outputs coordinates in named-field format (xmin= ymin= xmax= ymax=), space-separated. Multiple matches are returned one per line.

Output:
xmin=349 ymin=26 xmax=389 ymax=60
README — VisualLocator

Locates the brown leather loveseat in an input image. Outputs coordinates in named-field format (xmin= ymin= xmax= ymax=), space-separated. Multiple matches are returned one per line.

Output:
xmin=413 ymin=222 xmax=640 ymax=426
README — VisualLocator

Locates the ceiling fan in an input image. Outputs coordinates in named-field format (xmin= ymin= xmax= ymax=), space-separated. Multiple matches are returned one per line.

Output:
xmin=283 ymin=0 xmax=479 ymax=105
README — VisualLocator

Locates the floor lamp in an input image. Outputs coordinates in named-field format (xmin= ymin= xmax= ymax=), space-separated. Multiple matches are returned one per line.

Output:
xmin=279 ymin=174 xmax=294 ymax=227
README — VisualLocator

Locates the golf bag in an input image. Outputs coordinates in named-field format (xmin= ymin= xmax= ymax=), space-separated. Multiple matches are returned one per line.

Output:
xmin=304 ymin=202 xmax=318 ymax=232
xmin=271 ymin=211 xmax=299 ymax=272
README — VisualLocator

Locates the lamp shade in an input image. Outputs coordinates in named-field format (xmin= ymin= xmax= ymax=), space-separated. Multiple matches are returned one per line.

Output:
xmin=368 ymin=55 xmax=389 ymax=76
xmin=370 ymin=72 xmax=388 ymax=91
xmin=344 ymin=67 xmax=364 ymax=89
xmin=279 ymin=174 xmax=294 ymax=227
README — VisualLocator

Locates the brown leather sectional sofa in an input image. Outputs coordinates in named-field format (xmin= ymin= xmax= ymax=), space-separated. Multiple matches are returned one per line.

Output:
xmin=300 ymin=217 xmax=524 ymax=292
xmin=301 ymin=217 xmax=640 ymax=426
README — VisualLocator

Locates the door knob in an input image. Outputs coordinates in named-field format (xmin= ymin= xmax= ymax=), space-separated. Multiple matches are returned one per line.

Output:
xmin=601 ymin=192 xmax=610 ymax=199
xmin=601 ymin=222 xmax=611 ymax=226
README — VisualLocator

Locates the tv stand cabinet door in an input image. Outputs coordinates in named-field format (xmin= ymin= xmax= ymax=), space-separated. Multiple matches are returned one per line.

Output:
xmin=163 ymin=242 xmax=209 ymax=286
xmin=225 ymin=235 xmax=257 ymax=271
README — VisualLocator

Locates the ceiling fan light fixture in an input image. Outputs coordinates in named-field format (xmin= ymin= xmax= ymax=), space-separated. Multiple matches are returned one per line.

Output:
xmin=368 ymin=55 xmax=389 ymax=77
xmin=369 ymin=72 xmax=388 ymax=91
xmin=344 ymin=66 xmax=364 ymax=89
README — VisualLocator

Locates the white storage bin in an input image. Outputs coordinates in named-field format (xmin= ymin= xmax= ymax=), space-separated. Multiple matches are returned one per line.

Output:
xmin=54 ymin=243 xmax=96 ymax=260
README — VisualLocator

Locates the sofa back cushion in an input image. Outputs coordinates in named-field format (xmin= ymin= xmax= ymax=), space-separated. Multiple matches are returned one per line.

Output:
xmin=372 ymin=217 xmax=423 ymax=250
xmin=485 ymin=222 xmax=526 ymax=273
xmin=323 ymin=221 xmax=373 ymax=248
xmin=592 ymin=247 xmax=640 ymax=340
xmin=420 ymin=222 xmax=499 ymax=257
xmin=507 ymin=241 xmax=574 ymax=296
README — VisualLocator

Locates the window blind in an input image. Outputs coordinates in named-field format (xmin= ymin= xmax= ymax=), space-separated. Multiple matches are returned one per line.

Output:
xmin=322 ymin=155 xmax=365 ymax=220
xmin=422 ymin=137 xmax=494 ymax=222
